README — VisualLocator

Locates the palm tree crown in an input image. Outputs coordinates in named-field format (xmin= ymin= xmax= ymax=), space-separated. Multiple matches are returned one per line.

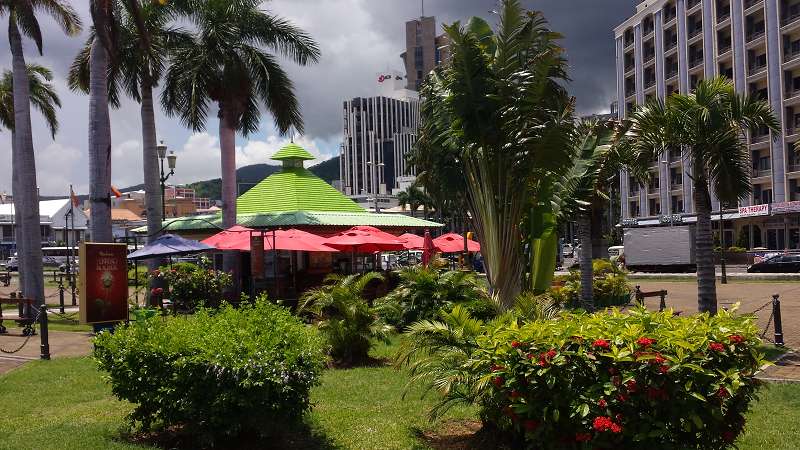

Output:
xmin=0 ymin=64 xmax=60 ymax=138
xmin=161 ymin=0 xmax=320 ymax=135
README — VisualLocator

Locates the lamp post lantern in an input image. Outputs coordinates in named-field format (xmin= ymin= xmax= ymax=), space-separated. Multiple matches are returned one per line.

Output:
xmin=157 ymin=140 xmax=177 ymax=220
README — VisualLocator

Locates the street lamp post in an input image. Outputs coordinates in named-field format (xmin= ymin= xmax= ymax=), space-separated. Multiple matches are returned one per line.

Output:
xmin=157 ymin=141 xmax=177 ymax=220
xmin=366 ymin=160 xmax=385 ymax=213
xmin=720 ymin=208 xmax=728 ymax=284
xmin=662 ymin=160 xmax=672 ymax=226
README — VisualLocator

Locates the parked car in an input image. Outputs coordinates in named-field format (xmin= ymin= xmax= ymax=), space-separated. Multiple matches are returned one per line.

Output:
xmin=562 ymin=243 xmax=574 ymax=258
xmin=746 ymin=254 xmax=800 ymax=273
xmin=4 ymin=256 xmax=18 ymax=271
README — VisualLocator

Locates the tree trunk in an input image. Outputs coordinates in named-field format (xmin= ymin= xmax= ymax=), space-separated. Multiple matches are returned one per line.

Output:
xmin=141 ymin=83 xmax=162 ymax=252
xmin=218 ymin=104 xmax=239 ymax=286
xmin=9 ymin=20 xmax=44 ymax=305
xmin=88 ymin=38 xmax=113 ymax=242
xmin=577 ymin=211 xmax=594 ymax=311
xmin=11 ymin=131 xmax=25 ymax=293
xmin=693 ymin=179 xmax=718 ymax=314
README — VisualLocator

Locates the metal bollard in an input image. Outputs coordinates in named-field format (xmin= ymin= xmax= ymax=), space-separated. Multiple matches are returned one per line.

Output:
xmin=70 ymin=273 xmax=77 ymax=307
xmin=659 ymin=292 xmax=666 ymax=312
xmin=58 ymin=279 xmax=65 ymax=314
xmin=772 ymin=294 xmax=785 ymax=347
xmin=40 ymin=304 xmax=50 ymax=360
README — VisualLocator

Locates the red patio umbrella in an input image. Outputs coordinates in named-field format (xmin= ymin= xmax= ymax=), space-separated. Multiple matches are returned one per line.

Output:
xmin=208 ymin=228 xmax=339 ymax=252
xmin=422 ymin=230 xmax=435 ymax=267
xmin=323 ymin=226 xmax=405 ymax=253
xmin=398 ymin=233 xmax=425 ymax=250
xmin=201 ymin=225 xmax=254 ymax=250
xmin=434 ymin=233 xmax=481 ymax=253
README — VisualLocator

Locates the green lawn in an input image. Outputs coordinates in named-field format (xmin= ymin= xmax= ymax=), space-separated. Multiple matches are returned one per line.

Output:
xmin=0 ymin=343 xmax=797 ymax=450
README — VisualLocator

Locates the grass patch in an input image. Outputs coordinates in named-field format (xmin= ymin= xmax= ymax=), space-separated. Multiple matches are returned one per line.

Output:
xmin=0 ymin=339 xmax=796 ymax=449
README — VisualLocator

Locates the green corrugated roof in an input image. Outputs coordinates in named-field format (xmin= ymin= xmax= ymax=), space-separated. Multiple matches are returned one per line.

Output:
xmin=237 ymin=167 xmax=366 ymax=214
xmin=270 ymin=142 xmax=316 ymax=160
xmin=131 ymin=211 xmax=441 ymax=233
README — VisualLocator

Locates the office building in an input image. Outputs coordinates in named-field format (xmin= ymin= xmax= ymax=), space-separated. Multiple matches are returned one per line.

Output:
xmin=401 ymin=16 xmax=450 ymax=91
xmin=340 ymin=72 xmax=420 ymax=208
xmin=615 ymin=0 xmax=800 ymax=250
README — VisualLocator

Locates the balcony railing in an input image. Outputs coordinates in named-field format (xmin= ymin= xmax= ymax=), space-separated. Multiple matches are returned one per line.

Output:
xmin=786 ymin=88 xmax=800 ymax=99
xmin=665 ymin=68 xmax=679 ymax=79
xmin=648 ymin=186 xmax=660 ymax=194
xmin=718 ymin=42 xmax=732 ymax=54
xmin=787 ymin=163 xmax=800 ymax=173
xmin=670 ymin=183 xmax=683 ymax=191
xmin=644 ymin=52 xmax=655 ymax=63
xmin=629 ymin=189 xmax=640 ymax=197
xmin=744 ymin=0 xmax=762 ymax=9
xmin=624 ymin=37 xmax=634 ymax=48
xmin=747 ymin=29 xmax=765 ymax=42
xmin=748 ymin=61 xmax=767 ymax=75
xmin=625 ymin=62 xmax=635 ymax=72
xmin=782 ymin=8 xmax=800 ymax=26
xmin=687 ymin=0 xmax=701 ymax=9
xmin=751 ymin=133 xmax=769 ymax=143
xmin=664 ymin=10 xmax=677 ymax=22
xmin=785 ymin=47 xmax=800 ymax=63
xmin=664 ymin=39 xmax=677 ymax=51
xmin=752 ymin=167 xmax=771 ymax=178
xmin=645 ymin=78 xmax=656 ymax=89
xmin=690 ymin=57 xmax=704 ymax=68
xmin=643 ymin=25 xmax=655 ymax=36
xmin=625 ymin=89 xmax=636 ymax=98
xmin=688 ymin=27 xmax=703 ymax=39
xmin=718 ymin=10 xmax=731 ymax=22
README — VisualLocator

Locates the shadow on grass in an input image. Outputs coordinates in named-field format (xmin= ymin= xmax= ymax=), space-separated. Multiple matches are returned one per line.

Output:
xmin=120 ymin=419 xmax=340 ymax=450
xmin=410 ymin=419 xmax=511 ymax=450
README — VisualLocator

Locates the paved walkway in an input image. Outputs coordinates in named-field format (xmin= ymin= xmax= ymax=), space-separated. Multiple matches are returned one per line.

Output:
xmin=0 ymin=330 xmax=93 ymax=374
xmin=756 ymin=352 xmax=800 ymax=383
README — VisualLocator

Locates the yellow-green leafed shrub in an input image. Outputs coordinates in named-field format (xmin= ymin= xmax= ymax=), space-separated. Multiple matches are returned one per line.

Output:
xmin=473 ymin=307 xmax=767 ymax=449
xmin=93 ymin=299 xmax=325 ymax=443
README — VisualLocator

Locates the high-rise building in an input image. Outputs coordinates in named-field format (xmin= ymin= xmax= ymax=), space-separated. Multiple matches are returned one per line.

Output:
xmin=614 ymin=0 xmax=800 ymax=250
xmin=401 ymin=16 xmax=450 ymax=91
xmin=340 ymin=72 xmax=420 ymax=206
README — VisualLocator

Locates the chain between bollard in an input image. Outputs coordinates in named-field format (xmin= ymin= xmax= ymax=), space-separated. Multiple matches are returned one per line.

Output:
xmin=0 ymin=306 xmax=43 ymax=354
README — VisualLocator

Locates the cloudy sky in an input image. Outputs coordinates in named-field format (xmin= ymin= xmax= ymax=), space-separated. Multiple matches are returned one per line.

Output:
xmin=0 ymin=0 xmax=638 ymax=196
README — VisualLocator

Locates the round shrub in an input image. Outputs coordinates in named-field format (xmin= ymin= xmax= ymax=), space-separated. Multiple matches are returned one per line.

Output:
xmin=93 ymin=299 xmax=325 ymax=443
xmin=474 ymin=307 xmax=766 ymax=449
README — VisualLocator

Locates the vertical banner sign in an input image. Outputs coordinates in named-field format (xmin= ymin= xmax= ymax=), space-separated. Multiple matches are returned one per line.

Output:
xmin=79 ymin=243 xmax=129 ymax=324
xmin=251 ymin=233 xmax=265 ymax=278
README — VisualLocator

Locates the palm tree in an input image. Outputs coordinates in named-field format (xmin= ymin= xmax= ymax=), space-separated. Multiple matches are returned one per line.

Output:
xmin=0 ymin=64 xmax=61 ymax=301
xmin=417 ymin=0 xmax=574 ymax=307
xmin=298 ymin=273 xmax=394 ymax=365
xmin=1 ymin=1 xmax=81 ymax=305
xmin=396 ymin=183 xmax=432 ymax=218
xmin=70 ymin=0 xmax=189 ymax=250
xmin=552 ymin=119 xmax=647 ymax=310
xmin=87 ymin=0 xmax=115 ymax=242
xmin=161 ymin=0 xmax=319 ymax=274
xmin=627 ymin=77 xmax=779 ymax=313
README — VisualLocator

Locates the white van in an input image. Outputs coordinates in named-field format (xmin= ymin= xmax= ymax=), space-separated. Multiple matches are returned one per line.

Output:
xmin=608 ymin=246 xmax=624 ymax=264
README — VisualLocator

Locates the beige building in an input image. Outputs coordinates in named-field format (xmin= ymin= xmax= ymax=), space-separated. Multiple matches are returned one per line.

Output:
xmin=401 ymin=16 xmax=450 ymax=91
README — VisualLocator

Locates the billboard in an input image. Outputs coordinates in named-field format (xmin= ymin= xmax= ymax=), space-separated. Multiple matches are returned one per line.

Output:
xmin=250 ymin=233 xmax=264 ymax=278
xmin=738 ymin=204 xmax=769 ymax=217
xmin=79 ymin=243 xmax=129 ymax=324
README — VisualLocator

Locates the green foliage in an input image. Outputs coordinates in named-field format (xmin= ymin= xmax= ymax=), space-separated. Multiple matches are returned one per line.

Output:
xmin=474 ymin=307 xmax=767 ymax=449
xmin=92 ymin=299 xmax=325 ymax=444
xmin=150 ymin=259 xmax=231 ymax=311
xmin=382 ymin=266 xmax=489 ymax=329
xmin=552 ymin=260 xmax=632 ymax=308
xmin=299 ymin=273 xmax=395 ymax=365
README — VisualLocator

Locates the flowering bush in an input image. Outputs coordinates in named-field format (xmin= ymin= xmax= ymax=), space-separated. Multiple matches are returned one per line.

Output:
xmin=149 ymin=258 xmax=231 ymax=311
xmin=473 ymin=307 xmax=767 ymax=449
xmin=94 ymin=299 xmax=324 ymax=444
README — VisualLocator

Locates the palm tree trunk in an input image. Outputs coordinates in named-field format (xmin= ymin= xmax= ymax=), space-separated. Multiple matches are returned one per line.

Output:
xmin=577 ymin=211 xmax=594 ymax=311
xmin=10 ymin=132 xmax=25 ymax=293
xmin=141 ymin=82 xmax=162 ymax=254
xmin=693 ymin=179 xmax=717 ymax=314
xmin=218 ymin=104 xmax=239 ymax=286
xmin=9 ymin=20 xmax=44 ymax=305
xmin=88 ymin=38 xmax=113 ymax=242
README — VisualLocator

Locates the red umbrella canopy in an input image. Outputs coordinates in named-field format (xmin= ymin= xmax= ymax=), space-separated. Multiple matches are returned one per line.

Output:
xmin=434 ymin=233 xmax=481 ymax=253
xmin=204 ymin=228 xmax=338 ymax=252
xmin=201 ymin=225 xmax=254 ymax=249
xmin=323 ymin=226 xmax=405 ymax=253
xmin=398 ymin=233 xmax=425 ymax=250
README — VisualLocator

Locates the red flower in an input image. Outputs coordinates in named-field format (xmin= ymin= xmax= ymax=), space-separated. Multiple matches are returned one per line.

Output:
xmin=636 ymin=337 xmax=655 ymax=347
xmin=717 ymin=387 xmax=730 ymax=399
xmin=492 ymin=376 xmax=504 ymax=388
xmin=659 ymin=364 xmax=670 ymax=374
xmin=511 ymin=340 xmax=522 ymax=348
xmin=612 ymin=375 xmax=621 ymax=386
xmin=617 ymin=393 xmax=628 ymax=402
xmin=625 ymin=380 xmax=638 ymax=393
xmin=593 ymin=339 xmax=610 ymax=349
xmin=546 ymin=349 xmax=557 ymax=359
xmin=491 ymin=364 xmax=504 ymax=372
xmin=510 ymin=390 xmax=521 ymax=399
xmin=538 ymin=358 xmax=549 ymax=367
xmin=608 ymin=367 xmax=618 ymax=375
xmin=592 ymin=416 xmax=622 ymax=433
xmin=646 ymin=387 xmax=669 ymax=400
xmin=654 ymin=353 xmax=666 ymax=364
xmin=729 ymin=335 xmax=745 ymax=344
xmin=722 ymin=430 xmax=737 ymax=443
xmin=151 ymin=287 xmax=163 ymax=296
xmin=526 ymin=353 xmax=534 ymax=359
xmin=575 ymin=432 xmax=592 ymax=442
xmin=597 ymin=398 xmax=607 ymax=408
xmin=610 ymin=423 xmax=623 ymax=434
xmin=709 ymin=342 xmax=726 ymax=352
xmin=523 ymin=419 xmax=540 ymax=432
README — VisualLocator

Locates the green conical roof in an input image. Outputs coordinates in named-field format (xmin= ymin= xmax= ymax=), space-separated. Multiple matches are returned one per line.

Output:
xmin=237 ymin=166 xmax=367 ymax=214
xmin=270 ymin=142 xmax=316 ymax=161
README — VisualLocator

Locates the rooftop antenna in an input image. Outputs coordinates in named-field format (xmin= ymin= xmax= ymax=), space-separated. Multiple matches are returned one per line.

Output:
xmin=421 ymin=0 xmax=424 ymax=18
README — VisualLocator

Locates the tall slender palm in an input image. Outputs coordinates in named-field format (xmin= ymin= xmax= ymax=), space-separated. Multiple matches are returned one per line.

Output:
xmin=396 ymin=183 xmax=432 ymax=219
xmin=1 ymin=1 xmax=81 ymax=305
xmin=70 ymin=0 xmax=189 ymax=251
xmin=161 ymin=0 xmax=319 ymax=275
xmin=87 ymin=0 xmax=115 ymax=242
xmin=417 ymin=0 xmax=574 ymax=307
xmin=0 ymin=64 xmax=61 ymax=299
xmin=553 ymin=119 xmax=647 ymax=310
xmin=627 ymin=77 xmax=779 ymax=313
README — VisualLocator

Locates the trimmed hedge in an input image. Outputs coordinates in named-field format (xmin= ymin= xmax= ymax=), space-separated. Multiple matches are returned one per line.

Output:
xmin=474 ymin=307 xmax=767 ymax=449
xmin=93 ymin=300 xmax=325 ymax=443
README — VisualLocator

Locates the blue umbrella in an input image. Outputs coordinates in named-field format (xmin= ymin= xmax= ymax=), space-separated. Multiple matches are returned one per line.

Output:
xmin=127 ymin=234 xmax=214 ymax=260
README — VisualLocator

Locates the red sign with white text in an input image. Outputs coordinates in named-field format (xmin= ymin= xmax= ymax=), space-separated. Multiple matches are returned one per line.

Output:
xmin=79 ymin=243 xmax=129 ymax=324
